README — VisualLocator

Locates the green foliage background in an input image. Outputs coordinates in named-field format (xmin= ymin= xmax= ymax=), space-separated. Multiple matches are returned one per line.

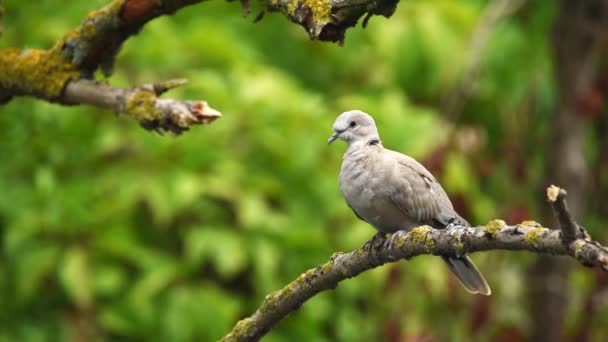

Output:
xmin=1 ymin=0 xmax=607 ymax=341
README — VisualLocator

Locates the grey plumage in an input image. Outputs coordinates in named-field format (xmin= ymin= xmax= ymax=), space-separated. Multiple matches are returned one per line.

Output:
xmin=329 ymin=110 xmax=491 ymax=296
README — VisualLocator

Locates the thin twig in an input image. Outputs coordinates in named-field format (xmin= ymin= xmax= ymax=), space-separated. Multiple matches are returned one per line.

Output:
xmin=63 ymin=79 xmax=221 ymax=134
xmin=547 ymin=185 xmax=581 ymax=243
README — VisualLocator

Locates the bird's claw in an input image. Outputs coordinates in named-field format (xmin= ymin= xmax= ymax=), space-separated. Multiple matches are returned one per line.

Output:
xmin=363 ymin=232 xmax=387 ymax=254
xmin=386 ymin=230 xmax=408 ymax=254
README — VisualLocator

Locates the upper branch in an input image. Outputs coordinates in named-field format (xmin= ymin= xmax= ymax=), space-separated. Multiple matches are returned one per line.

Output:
xmin=265 ymin=0 xmax=399 ymax=43
xmin=220 ymin=188 xmax=608 ymax=341
xmin=1 ymin=0 xmax=401 ymax=132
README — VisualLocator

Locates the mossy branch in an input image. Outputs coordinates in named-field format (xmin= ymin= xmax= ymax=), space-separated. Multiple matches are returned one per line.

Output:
xmin=221 ymin=187 xmax=608 ymax=341
xmin=1 ymin=0 xmax=400 ymax=132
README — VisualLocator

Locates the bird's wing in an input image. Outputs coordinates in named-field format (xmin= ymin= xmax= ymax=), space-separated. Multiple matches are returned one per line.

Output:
xmin=386 ymin=150 xmax=468 ymax=228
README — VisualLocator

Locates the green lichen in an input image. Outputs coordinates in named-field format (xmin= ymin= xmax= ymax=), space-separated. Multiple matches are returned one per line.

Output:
xmin=524 ymin=228 xmax=546 ymax=248
xmin=484 ymin=219 xmax=506 ymax=237
xmin=0 ymin=48 xmax=80 ymax=100
xmin=125 ymin=90 xmax=163 ymax=123
xmin=408 ymin=226 xmax=434 ymax=251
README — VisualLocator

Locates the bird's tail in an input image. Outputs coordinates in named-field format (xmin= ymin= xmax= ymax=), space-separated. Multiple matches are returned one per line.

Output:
xmin=442 ymin=255 xmax=491 ymax=296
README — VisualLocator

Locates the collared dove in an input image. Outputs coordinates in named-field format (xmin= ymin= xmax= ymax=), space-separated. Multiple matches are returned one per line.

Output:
xmin=328 ymin=110 xmax=491 ymax=296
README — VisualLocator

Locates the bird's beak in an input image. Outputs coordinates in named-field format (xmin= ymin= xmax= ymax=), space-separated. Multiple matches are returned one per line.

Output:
xmin=327 ymin=132 xmax=339 ymax=145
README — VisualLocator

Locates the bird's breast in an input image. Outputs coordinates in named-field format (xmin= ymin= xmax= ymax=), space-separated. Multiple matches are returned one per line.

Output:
xmin=339 ymin=152 xmax=414 ymax=233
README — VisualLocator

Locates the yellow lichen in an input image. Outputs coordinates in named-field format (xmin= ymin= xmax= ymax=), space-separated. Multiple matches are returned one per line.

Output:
xmin=285 ymin=0 xmax=332 ymax=27
xmin=0 ymin=48 xmax=80 ymax=99
xmin=302 ymin=0 xmax=331 ymax=23
xmin=287 ymin=0 xmax=299 ymax=16
xmin=454 ymin=240 xmax=465 ymax=250
xmin=524 ymin=228 xmax=546 ymax=248
xmin=0 ymin=0 xmax=127 ymax=100
xmin=408 ymin=226 xmax=434 ymax=251
xmin=389 ymin=232 xmax=406 ymax=249
xmin=125 ymin=90 xmax=162 ymax=122
xmin=484 ymin=219 xmax=506 ymax=237
xmin=320 ymin=260 xmax=333 ymax=274
xmin=573 ymin=240 xmax=586 ymax=258
xmin=520 ymin=220 xmax=541 ymax=228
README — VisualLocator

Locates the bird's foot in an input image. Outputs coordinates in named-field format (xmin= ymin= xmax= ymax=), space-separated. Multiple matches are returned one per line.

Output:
xmin=386 ymin=230 xmax=409 ymax=255
xmin=363 ymin=232 xmax=388 ymax=254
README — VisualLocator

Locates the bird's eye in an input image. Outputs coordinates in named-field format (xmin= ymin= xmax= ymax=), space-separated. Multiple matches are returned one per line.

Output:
xmin=349 ymin=121 xmax=357 ymax=128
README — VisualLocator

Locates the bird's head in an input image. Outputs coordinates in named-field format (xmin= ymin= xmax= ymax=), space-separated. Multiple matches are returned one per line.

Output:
xmin=328 ymin=110 xmax=380 ymax=145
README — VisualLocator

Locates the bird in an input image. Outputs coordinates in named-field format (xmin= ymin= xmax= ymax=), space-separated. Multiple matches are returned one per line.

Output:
xmin=328 ymin=109 xmax=491 ymax=295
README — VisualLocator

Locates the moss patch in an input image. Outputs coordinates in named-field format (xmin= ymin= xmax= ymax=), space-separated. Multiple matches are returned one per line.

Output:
xmin=484 ymin=219 xmax=506 ymax=237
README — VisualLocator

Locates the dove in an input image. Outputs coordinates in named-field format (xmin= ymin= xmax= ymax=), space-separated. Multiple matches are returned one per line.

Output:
xmin=328 ymin=110 xmax=491 ymax=295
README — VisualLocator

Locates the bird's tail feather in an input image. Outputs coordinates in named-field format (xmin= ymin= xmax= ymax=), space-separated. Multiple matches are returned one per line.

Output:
xmin=442 ymin=255 xmax=491 ymax=296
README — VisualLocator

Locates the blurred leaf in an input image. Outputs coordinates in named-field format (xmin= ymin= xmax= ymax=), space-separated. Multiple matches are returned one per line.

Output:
xmin=59 ymin=246 xmax=92 ymax=308
xmin=185 ymin=226 xmax=247 ymax=278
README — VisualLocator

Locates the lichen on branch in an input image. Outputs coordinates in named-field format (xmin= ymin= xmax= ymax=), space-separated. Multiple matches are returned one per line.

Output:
xmin=220 ymin=187 xmax=608 ymax=341
xmin=62 ymin=79 xmax=221 ymax=134
xmin=0 ymin=48 xmax=81 ymax=103
xmin=221 ymin=220 xmax=608 ymax=341
xmin=1 ymin=0 xmax=405 ymax=131
xmin=265 ymin=0 xmax=400 ymax=43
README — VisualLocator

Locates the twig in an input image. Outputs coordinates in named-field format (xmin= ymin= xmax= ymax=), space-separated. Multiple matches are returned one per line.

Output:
xmin=63 ymin=79 xmax=220 ymax=134
xmin=221 ymin=187 xmax=608 ymax=341
xmin=547 ymin=185 xmax=582 ymax=243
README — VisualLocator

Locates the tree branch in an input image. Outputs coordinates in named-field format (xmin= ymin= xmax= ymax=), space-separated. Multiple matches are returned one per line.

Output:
xmin=63 ymin=79 xmax=221 ymax=134
xmin=221 ymin=187 xmax=608 ymax=341
xmin=0 ymin=0 xmax=399 ymax=132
